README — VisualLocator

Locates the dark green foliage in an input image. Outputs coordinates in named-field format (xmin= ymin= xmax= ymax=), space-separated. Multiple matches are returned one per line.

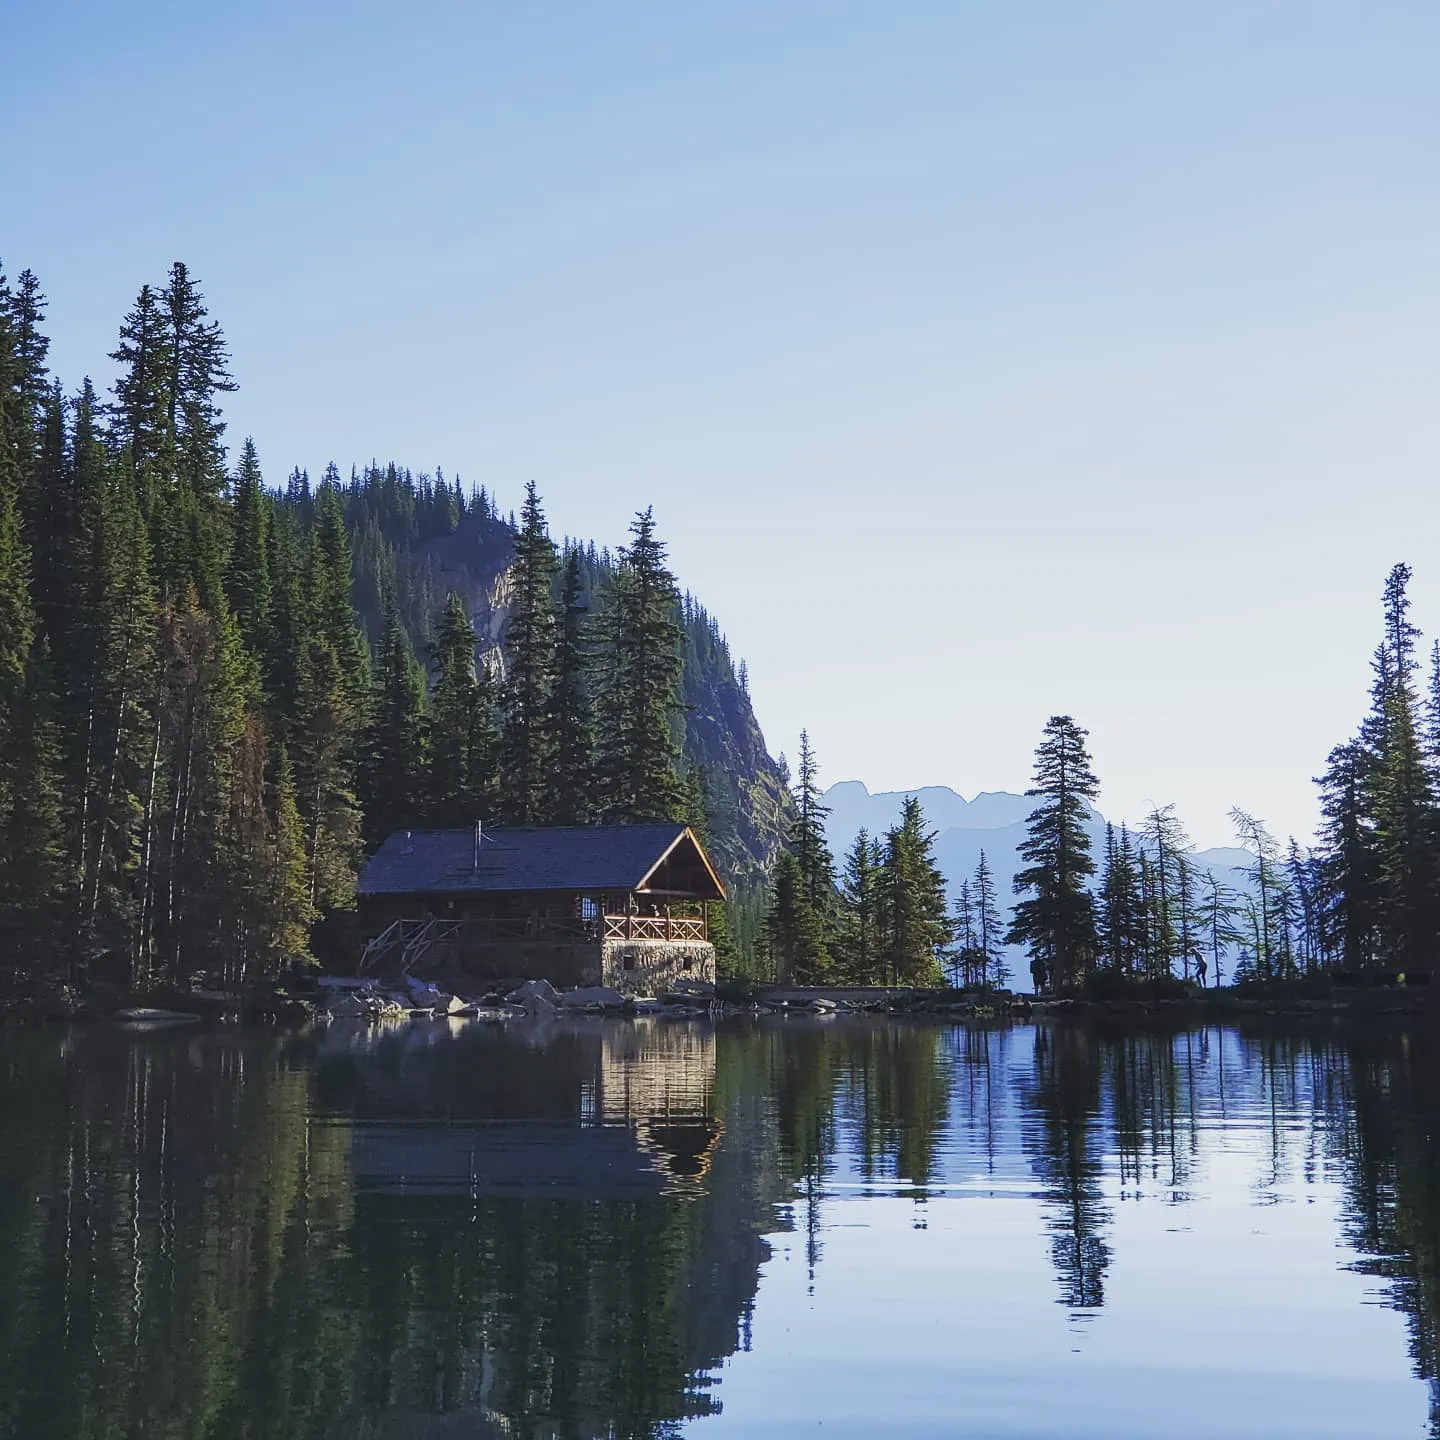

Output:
xmin=0 ymin=259 xmax=788 ymax=991
xmin=790 ymin=730 xmax=835 ymax=911
xmin=1098 ymin=823 xmax=1145 ymax=979
xmin=1311 ymin=563 xmax=1440 ymax=979
xmin=765 ymin=850 xmax=831 ymax=984
xmin=546 ymin=548 xmax=595 ymax=824
xmin=972 ymin=850 xmax=1008 ymax=987
xmin=309 ymin=474 xmax=369 ymax=709
xmin=836 ymin=828 xmax=882 ymax=982
xmin=1008 ymin=715 xmax=1101 ymax=994
xmin=0 ymin=465 xmax=31 ymax=701
xmin=877 ymin=796 xmax=951 ymax=987
xmin=594 ymin=508 xmax=685 ymax=823
xmin=359 ymin=604 xmax=426 ymax=847
xmin=427 ymin=593 xmax=497 ymax=825
xmin=497 ymin=481 xmax=557 ymax=823
xmin=292 ymin=639 xmax=362 ymax=914
xmin=1316 ymin=741 xmax=1378 ymax=970
xmin=161 ymin=261 xmax=236 ymax=504
xmin=1230 ymin=808 xmax=1289 ymax=981
xmin=226 ymin=438 xmax=272 ymax=661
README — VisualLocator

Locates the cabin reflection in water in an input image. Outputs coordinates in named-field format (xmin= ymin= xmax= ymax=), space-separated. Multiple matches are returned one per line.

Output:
xmin=312 ymin=1019 xmax=778 ymax=1440
xmin=344 ymin=1022 xmax=722 ymax=1199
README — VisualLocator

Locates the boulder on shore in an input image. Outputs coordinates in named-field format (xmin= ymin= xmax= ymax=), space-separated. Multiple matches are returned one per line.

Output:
xmin=508 ymin=978 xmax=560 ymax=1011
xmin=558 ymin=985 xmax=627 ymax=1010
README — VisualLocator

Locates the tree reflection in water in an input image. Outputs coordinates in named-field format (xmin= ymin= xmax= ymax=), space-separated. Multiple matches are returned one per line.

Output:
xmin=3 ymin=1018 xmax=1440 ymax=1436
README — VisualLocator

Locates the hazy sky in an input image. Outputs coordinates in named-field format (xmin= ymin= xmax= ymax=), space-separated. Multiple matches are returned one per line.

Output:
xmin=7 ymin=1 xmax=1440 ymax=848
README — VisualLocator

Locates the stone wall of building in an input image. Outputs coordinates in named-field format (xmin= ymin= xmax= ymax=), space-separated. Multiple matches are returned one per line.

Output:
xmin=601 ymin=940 xmax=716 ymax=997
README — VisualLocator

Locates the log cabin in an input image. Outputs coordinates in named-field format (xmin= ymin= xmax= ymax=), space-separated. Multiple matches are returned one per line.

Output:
xmin=356 ymin=821 xmax=724 ymax=993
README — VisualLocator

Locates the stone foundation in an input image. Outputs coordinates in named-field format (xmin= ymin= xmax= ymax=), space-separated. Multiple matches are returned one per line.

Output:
xmin=601 ymin=940 xmax=716 ymax=997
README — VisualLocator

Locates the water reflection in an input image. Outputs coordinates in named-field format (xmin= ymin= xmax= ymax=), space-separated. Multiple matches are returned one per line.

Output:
xmin=2 ymin=1018 xmax=1440 ymax=1436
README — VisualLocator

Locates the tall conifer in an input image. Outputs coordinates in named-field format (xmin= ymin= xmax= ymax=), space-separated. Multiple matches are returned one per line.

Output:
xmin=595 ymin=508 xmax=684 ymax=822
xmin=973 ymin=850 xmax=1009 ymax=987
xmin=877 ymin=797 xmax=950 ymax=987
xmin=790 ymin=730 xmax=835 ymax=912
xmin=498 ymin=481 xmax=558 ymax=823
xmin=427 ymin=593 xmax=496 ymax=825
xmin=360 ymin=603 xmax=426 ymax=846
xmin=226 ymin=438 xmax=272 ymax=661
xmin=545 ymin=548 xmax=595 ymax=823
xmin=1008 ymin=715 xmax=1101 ymax=993
xmin=837 ymin=828 xmax=882 ymax=983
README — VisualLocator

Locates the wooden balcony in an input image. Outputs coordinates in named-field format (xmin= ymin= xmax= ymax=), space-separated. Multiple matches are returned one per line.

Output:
xmin=603 ymin=913 xmax=707 ymax=942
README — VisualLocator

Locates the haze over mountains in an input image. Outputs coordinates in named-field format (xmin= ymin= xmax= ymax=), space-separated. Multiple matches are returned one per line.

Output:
xmin=822 ymin=781 xmax=1255 ymax=914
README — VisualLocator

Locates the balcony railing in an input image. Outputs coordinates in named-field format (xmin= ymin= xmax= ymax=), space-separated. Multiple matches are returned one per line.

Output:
xmin=603 ymin=913 xmax=707 ymax=942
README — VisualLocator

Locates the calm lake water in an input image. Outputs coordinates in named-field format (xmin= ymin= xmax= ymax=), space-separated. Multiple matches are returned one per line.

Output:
xmin=2 ymin=1017 xmax=1438 ymax=1439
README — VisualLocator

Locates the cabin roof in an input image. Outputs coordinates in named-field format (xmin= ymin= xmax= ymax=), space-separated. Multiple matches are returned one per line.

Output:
xmin=357 ymin=823 xmax=725 ymax=900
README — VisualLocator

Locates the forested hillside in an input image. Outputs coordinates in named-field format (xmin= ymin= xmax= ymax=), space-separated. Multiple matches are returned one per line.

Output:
xmin=0 ymin=258 xmax=789 ymax=997
xmin=335 ymin=467 xmax=789 ymax=884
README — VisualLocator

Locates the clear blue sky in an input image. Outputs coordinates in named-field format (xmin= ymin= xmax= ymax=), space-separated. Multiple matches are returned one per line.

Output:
xmin=7 ymin=1 xmax=1440 ymax=848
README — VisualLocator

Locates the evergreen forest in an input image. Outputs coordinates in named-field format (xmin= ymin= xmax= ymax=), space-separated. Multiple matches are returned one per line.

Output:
xmin=3 ymin=258 xmax=1438 ymax=1000
xmin=0 ymin=259 xmax=788 ymax=997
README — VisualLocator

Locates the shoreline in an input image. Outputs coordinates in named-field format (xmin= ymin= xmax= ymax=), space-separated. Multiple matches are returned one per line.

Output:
xmin=3 ymin=977 xmax=1436 ymax=1025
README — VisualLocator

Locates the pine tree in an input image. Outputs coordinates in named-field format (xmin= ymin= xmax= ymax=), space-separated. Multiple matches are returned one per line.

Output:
xmin=545 ymin=548 xmax=595 ymax=823
xmin=291 ymin=640 xmax=362 ymax=912
xmin=1008 ymin=715 xmax=1101 ymax=993
xmin=594 ymin=508 xmax=684 ymax=823
xmin=765 ymin=849 xmax=831 ymax=984
xmin=973 ymin=850 xmax=1009 ymax=988
xmin=109 ymin=283 xmax=169 ymax=515
xmin=1139 ymin=804 xmax=1189 ymax=979
xmin=161 ymin=260 xmax=236 ymax=503
xmin=23 ymin=382 xmax=69 ymax=637
xmin=1230 ymin=808 xmax=1289 ymax=981
xmin=950 ymin=877 xmax=977 ymax=986
xmin=1343 ymin=565 xmax=1438 ymax=969
xmin=0 ymin=471 xmax=59 ymax=969
xmin=161 ymin=603 xmax=261 ymax=984
xmin=309 ymin=474 xmax=369 ymax=708
xmin=877 ymin=796 xmax=951 ymax=987
xmin=790 ymin=730 xmax=835 ymax=912
xmin=8 ymin=268 xmax=50 ymax=444
xmin=1286 ymin=838 xmax=1322 ymax=973
xmin=264 ymin=501 xmax=307 ymax=721
xmin=837 ymin=828 xmax=882 ymax=983
xmin=226 ymin=437 xmax=272 ymax=661
xmin=77 ymin=463 xmax=156 ymax=970
xmin=0 ymin=467 xmax=31 ymax=707
xmin=498 ymin=480 xmax=558 ymax=823
xmin=360 ymin=602 xmax=426 ymax=847
xmin=1315 ymin=740 xmax=1379 ymax=971
xmin=267 ymin=743 xmax=315 ymax=963
xmin=0 ymin=645 xmax=65 ymax=973
xmin=1198 ymin=874 xmax=1242 ymax=987
xmin=427 ymin=593 xmax=496 ymax=825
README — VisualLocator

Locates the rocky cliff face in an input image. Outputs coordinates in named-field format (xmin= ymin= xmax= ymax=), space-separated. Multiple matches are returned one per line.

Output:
xmin=350 ymin=501 xmax=791 ymax=885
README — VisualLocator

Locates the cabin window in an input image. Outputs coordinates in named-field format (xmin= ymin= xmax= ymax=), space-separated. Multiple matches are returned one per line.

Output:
xmin=579 ymin=897 xmax=598 ymax=921
xmin=682 ymin=958 xmax=694 ymax=971
xmin=623 ymin=954 xmax=636 ymax=971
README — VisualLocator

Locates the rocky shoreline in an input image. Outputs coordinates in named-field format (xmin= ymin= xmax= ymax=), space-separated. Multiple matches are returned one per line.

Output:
xmin=3 ymin=973 xmax=1436 ymax=1026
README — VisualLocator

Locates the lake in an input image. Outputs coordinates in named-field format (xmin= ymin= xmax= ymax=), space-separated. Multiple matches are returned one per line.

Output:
xmin=1 ymin=1016 xmax=1436 ymax=1439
